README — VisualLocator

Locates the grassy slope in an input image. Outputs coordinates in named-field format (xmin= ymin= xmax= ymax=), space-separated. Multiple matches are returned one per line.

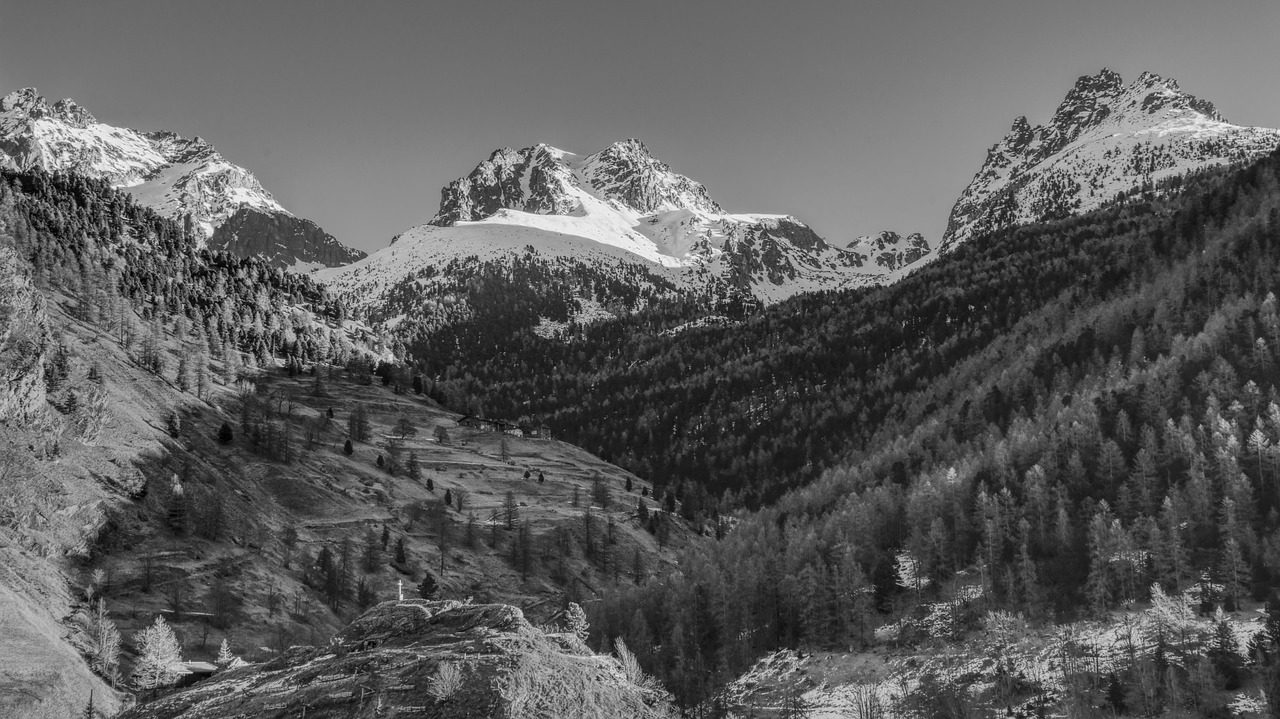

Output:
xmin=0 ymin=277 xmax=695 ymax=715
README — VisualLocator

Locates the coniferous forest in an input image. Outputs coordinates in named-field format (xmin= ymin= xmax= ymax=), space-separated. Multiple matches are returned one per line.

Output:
xmin=572 ymin=151 xmax=1280 ymax=711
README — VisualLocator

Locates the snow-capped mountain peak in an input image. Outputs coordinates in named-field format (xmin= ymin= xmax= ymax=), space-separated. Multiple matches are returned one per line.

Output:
xmin=941 ymin=69 xmax=1280 ymax=251
xmin=0 ymin=87 xmax=364 ymax=269
xmin=321 ymin=140 xmax=932 ymax=326
xmin=579 ymin=139 xmax=723 ymax=215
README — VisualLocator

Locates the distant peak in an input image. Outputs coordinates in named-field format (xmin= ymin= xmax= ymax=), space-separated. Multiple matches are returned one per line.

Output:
xmin=1 ymin=88 xmax=96 ymax=127
xmin=602 ymin=138 xmax=652 ymax=156
xmin=1136 ymin=70 xmax=1171 ymax=88
xmin=1077 ymin=68 xmax=1124 ymax=93
xmin=1 ymin=87 xmax=41 ymax=112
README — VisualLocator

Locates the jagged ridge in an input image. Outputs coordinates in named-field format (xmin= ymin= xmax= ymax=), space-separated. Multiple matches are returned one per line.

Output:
xmin=941 ymin=69 xmax=1280 ymax=251
xmin=0 ymin=88 xmax=364 ymax=269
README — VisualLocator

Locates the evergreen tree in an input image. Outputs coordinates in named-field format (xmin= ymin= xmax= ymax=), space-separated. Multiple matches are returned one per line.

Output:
xmin=89 ymin=598 xmax=121 ymax=686
xmin=418 ymin=571 xmax=439 ymax=599
xmin=395 ymin=416 xmax=417 ymax=439
xmin=348 ymin=404 xmax=371 ymax=442
xmin=1219 ymin=497 xmax=1252 ymax=609
xmin=503 ymin=491 xmax=519 ymax=529
xmin=132 ymin=616 xmax=183 ymax=693
xmin=215 ymin=638 xmax=236 ymax=667
xmin=565 ymin=602 xmax=589 ymax=642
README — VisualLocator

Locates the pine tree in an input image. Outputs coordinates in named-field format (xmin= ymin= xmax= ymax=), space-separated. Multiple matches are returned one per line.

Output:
xmin=565 ymin=602 xmax=589 ymax=642
xmin=1219 ymin=497 xmax=1252 ymax=609
xmin=503 ymin=491 xmax=519 ymax=529
xmin=348 ymin=404 xmax=371 ymax=442
xmin=1086 ymin=505 xmax=1115 ymax=616
xmin=395 ymin=416 xmax=417 ymax=439
xmin=132 ymin=615 xmax=183 ymax=692
xmin=89 ymin=598 xmax=121 ymax=686
xmin=418 ymin=572 xmax=439 ymax=599
xmin=1157 ymin=497 xmax=1189 ymax=592
xmin=215 ymin=638 xmax=236 ymax=667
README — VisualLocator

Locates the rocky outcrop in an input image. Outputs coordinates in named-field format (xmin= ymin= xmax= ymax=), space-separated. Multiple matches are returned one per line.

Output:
xmin=846 ymin=231 xmax=931 ymax=271
xmin=579 ymin=139 xmax=722 ymax=215
xmin=209 ymin=207 xmax=367 ymax=270
xmin=0 ymin=245 xmax=51 ymax=426
xmin=941 ymin=69 xmax=1280 ymax=252
xmin=119 ymin=600 xmax=675 ymax=719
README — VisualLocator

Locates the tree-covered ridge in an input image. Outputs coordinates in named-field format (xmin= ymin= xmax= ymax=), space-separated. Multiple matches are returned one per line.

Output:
xmin=586 ymin=149 xmax=1280 ymax=710
xmin=0 ymin=169 xmax=370 ymax=368
xmin=363 ymin=247 xmax=713 ymax=334
xmin=405 ymin=161 xmax=1243 ymax=511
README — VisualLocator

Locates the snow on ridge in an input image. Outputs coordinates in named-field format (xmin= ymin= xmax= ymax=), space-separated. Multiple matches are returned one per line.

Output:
xmin=0 ymin=87 xmax=293 ymax=240
xmin=942 ymin=69 xmax=1280 ymax=252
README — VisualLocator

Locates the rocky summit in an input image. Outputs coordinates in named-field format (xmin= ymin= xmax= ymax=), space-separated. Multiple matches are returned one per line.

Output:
xmin=0 ymin=88 xmax=363 ymax=269
xmin=941 ymin=69 xmax=1280 ymax=251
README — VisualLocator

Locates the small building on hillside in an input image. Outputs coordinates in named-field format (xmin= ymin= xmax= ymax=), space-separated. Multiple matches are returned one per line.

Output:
xmin=459 ymin=416 xmax=495 ymax=432
xmin=173 ymin=661 xmax=218 ymax=688
xmin=522 ymin=423 xmax=552 ymax=440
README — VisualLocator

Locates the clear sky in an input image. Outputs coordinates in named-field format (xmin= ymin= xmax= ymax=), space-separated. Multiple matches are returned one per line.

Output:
xmin=3 ymin=0 xmax=1279 ymax=252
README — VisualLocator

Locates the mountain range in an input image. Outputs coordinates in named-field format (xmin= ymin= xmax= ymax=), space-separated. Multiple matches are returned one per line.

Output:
xmin=0 ymin=88 xmax=364 ymax=270
xmin=6 ymin=69 xmax=1276 ymax=314
xmin=4 ymin=66 xmax=1280 ymax=719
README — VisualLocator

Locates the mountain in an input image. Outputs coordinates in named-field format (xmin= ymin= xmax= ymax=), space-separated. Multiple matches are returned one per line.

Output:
xmin=319 ymin=140 xmax=927 ymax=328
xmin=940 ymin=69 xmax=1280 ymax=252
xmin=845 ymin=230 xmax=932 ymax=271
xmin=0 ymin=88 xmax=364 ymax=269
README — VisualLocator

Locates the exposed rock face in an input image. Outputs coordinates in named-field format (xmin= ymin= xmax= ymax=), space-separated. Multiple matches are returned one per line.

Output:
xmin=0 ymin=88 xmax=362 ymax=267
xmin=846 ymin=231 xmax=932 ymax=272
xmin=941 ymin=69 xmax=1280 ymax=252
xmin=0 ymin=245 xmax=51 ymax=426
xmin=119 ymin=600 xmax=675 ymax=719
xmin=579 ymin=139 xmax=722 ymax=215
xmin=431 ymin=145 xmax=582 ymax=225
xmin=209 ymin=207 xmax=366 ymax=270
xmin=430 ymin=140 xmax=722 ymax=227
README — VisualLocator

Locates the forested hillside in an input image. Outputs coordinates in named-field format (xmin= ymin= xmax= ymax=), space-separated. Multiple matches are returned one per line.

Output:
xmin=0 ymin=170 xmax=694 ymax=717
xmin=581 ymin=149 xmax=1280 ymax=714
xmin=1 ymin=170 xmax=363 ymax=368
xmin=408 ymin=168 xmax=1229 ymax=512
